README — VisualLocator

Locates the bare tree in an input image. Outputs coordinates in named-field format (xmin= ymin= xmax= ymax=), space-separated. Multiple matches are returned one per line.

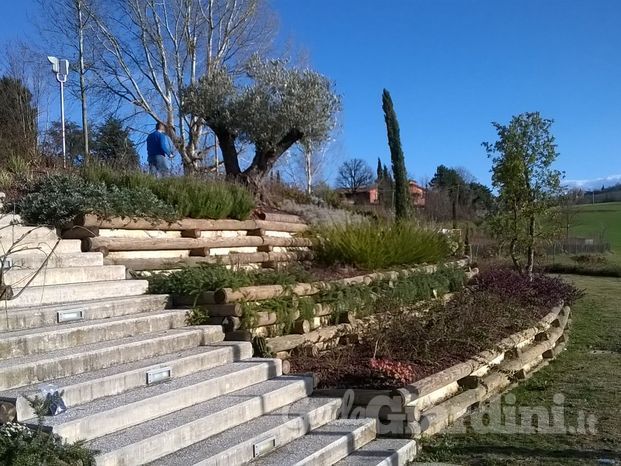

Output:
xmin=87 ymin=0 xmax=277 ymax=173
xmin=337 ymin=158 xmax=374 ymax=193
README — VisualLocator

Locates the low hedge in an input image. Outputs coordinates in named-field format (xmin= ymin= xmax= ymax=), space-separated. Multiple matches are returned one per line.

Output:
xmin=18 ymin=174 xmax=178 ymax=227
xmin=83 ymin=166 xmax=254 ymax=220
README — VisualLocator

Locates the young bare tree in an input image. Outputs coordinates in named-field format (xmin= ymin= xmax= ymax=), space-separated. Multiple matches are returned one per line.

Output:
xmin=336 ymin=158 xmax=374 ymax=194
xmin=87 ymin=0 xmax=277 ymax=173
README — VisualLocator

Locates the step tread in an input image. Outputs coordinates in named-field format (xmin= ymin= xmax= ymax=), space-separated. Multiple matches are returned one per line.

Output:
xmin=3 ymin=265 xmax=126 ymax=286
xmin=147 ymin=397 xmax=342 ymax=466
xmin=89 ymin=376 xmax=312 ymax=455
xmin=334 ymin=438 xmax=418 ymax=466
xmin=0 ymin=328 xmax=204 ymax=370
xmin=2 ymin=293 xmax=170 ymax=315
xmin=250 ymin=418 xmax=376 ymax=465
xmin=0 ymin=309 xmax=187 ymax=340
xmin=37 ymin=359 xmax=280 ymax=426
xmin=11 ymin=278 xmax=148 ymax=293
xmin=0 ymin=342 xmax=249 ymax=401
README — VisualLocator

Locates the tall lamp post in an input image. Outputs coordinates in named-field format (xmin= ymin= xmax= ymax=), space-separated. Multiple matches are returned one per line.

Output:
xmin=47 ymin=56 xmax=69 ymax=168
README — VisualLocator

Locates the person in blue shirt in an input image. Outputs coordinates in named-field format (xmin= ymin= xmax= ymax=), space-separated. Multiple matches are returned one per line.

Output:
xmin=146 ymin=122 xmax=175 ymax=176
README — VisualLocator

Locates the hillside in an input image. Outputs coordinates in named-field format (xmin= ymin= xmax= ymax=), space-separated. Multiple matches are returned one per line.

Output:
xmin=570 ymin=202 xmax=621 ymax=253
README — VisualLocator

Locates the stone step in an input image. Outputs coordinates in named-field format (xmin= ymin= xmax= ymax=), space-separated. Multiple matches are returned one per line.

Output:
xmin=0 ymin=309 xmax=189 ymax=359
xmin=1 ymin=239 xmax=81 ymax=254
xmin=3 ymin=279 xmax=149 ymax=308
xmin=2 ymin=265 xmax=127 ymax=287
xmin=0 ymin=214 xmax=22 ymax=226
xmin=0 ymin=294 xmax=170 ymax=332
xmin=1 ymin=342 xmax=252 ymax=421
xmin=250 ymin=418 xmax=377 ymax=466
xmin=334 ymin=438 xmax=418 ymax=465
xmin=90 ymin=375 xmax=314 ymax=466
xmin=6 ymin=251 xmax=104 ymax=269
xmin=148 ymin=397 xmax=342 ymax=466
xmin=37 ymin=359 xmax=283 ymax=442
xmin=0 ymin=225 xmax=57 ymax=241
xmin=0 ymin=326 xmax=224 ymax=390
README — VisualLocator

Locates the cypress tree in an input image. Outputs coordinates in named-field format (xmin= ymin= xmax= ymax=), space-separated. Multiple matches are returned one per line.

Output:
xmin=382 ymin=164 xmax=390 ymax=182
xmin=376 ymin=157 xmax=383 ymax=182
xmin=382 ymin=89 xmax=410 ymax=219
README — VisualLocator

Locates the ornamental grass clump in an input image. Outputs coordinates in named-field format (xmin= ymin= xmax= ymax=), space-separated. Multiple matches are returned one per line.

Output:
xmin=312 ymin=221 xmax=451 ymax=269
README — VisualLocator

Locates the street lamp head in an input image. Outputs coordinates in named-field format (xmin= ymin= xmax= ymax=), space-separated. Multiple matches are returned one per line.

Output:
xmin=47 ymin=56 xmax=59 ymax=73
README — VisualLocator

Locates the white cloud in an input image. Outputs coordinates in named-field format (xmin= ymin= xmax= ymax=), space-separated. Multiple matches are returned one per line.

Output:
xmin=564 ymin=174 xmax=621 ymax=191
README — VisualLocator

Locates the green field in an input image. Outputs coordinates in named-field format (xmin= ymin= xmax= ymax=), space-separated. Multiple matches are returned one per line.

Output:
xmin=416 ymin=275 xmax=621 ymax=465
xmin=570 ymin=202 xmax=621 ymax=254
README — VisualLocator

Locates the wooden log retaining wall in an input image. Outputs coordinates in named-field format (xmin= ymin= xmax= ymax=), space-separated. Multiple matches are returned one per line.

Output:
xmin=313 ymin=303 xmax=571 ymax=437
xmin=183 ymin=259 xmax=473 ymax=344
xmin=61 ymin=213 xmax=311 ymax=271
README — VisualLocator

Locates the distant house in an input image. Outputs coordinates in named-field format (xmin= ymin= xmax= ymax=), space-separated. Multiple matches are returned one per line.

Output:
xmin=340 ymin=180 xmax=426 ymax=207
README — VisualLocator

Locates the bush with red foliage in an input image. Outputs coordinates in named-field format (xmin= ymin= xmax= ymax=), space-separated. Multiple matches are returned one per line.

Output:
xmin=471 ymin=268 xmax=585 ymax=308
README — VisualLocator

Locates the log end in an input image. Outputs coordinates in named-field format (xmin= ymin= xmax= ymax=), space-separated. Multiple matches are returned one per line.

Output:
xmin=213 ymin=288 xmax=229 ymax=305
xmin=0 ymin=401 xmax=17 ymax=423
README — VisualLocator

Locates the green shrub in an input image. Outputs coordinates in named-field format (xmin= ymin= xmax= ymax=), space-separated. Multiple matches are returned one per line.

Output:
xmin=147 ymin=263 xmax=317 ymax=298
xmin=315 ymin=266 xmax=466 ymax=318
xmin=1 ymin=396 xmax=96 ymax=465
xmin=147 ymin=264 xmax=254 ymax=297
xmin=312 ymin=221 xmax=451 ymax=269
xmin=83 ymin=166 xmax=255 ymax=220
xmin=542 ymin=262 xmax=621 ymax=277
xmin=19 ymin=174 xmax=177 ymax=226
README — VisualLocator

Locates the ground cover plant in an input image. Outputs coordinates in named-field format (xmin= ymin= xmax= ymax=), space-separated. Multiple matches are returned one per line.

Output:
xmin=290 ymin=268 xmax=583 ymax=390
xmin=83 ymin=166 xmax=254 ymax=220
xmin=312 ymin=220 xmax=452 ymax=270
xmin=147 ymin=262 xmax=466 ymax=334
xmin=146 ymin=263 xmax=314 ymax=297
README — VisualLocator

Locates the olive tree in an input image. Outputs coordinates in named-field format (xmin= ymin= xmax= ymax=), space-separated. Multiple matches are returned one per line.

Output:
xmin=484 ymin=112 xmax=563 ymax=276
xmin=183 ymin=58 xmax=341 ymax=189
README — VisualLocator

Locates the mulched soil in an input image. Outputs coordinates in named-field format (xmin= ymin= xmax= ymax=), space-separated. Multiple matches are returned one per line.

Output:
xmin=290 ymin=343 xmax=467 ymax=391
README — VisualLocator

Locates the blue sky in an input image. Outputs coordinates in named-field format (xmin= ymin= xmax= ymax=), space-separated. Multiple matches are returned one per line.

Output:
xmin=2 ymin=0 xmax=620 ymax=188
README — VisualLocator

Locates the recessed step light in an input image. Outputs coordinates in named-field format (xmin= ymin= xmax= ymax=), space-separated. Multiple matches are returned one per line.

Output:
xmin=146 ymin=367 xmax=172 ymax=385
xmin=57 ymin=309 xmax=85 ymax=323
xmin=253 ymin=437 xmax=277 ymax=458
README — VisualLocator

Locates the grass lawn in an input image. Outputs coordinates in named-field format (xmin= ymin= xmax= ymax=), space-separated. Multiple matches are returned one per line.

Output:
xmin=416 ymin=275 xmax=621 ymax=465
xmin=570 ymin=202 xmax=621 ymax=254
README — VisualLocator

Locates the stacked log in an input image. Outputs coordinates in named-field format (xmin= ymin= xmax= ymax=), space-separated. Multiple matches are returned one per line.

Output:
xmin=211 ymin=259 xmax=470 ymax=305
xmin=62 ymin=213 xmax=312 ymax=271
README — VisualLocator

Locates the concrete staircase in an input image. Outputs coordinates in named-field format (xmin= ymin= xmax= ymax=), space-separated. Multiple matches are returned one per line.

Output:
xmin=0 ymin=213 xmax=417 ymax=465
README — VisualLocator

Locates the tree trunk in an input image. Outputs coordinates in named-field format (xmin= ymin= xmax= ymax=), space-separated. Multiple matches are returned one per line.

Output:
xmin=526 ymin=215 xmax=535 ymax=279
xmin=215 ymin=127 xmax=240 ymax=178
xmin=77 ymin=0 xmax=89 ymax=166
xmin=509 ymin=237 xmax=522 ymax=273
